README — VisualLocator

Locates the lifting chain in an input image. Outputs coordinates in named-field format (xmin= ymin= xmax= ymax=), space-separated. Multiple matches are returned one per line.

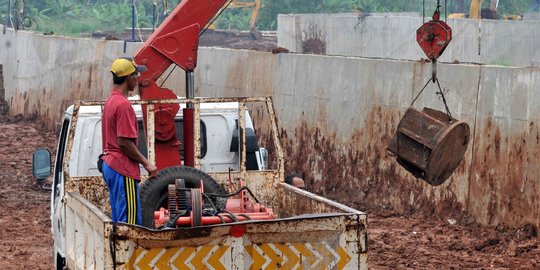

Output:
xmin=410 ymin=76 xmax=453 ymax=121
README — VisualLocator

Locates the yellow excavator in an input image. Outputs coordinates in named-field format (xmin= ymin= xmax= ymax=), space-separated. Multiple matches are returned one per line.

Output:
xmin=206 ymin=0 xmax=261 ymax=31
xmin=449 ymin=0 xmax=522 ymax=20
xmin=470 ymin=0 xmax=484 ymax=19
xmin=229 ymin=0 xmax=261 ymax=31
xmin=161 ymin=0 xmax=261 ymax=31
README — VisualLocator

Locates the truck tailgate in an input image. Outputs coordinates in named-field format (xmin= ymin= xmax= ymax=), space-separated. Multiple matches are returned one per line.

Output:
xmin=65 ymin=191 xmax=367 ymax=269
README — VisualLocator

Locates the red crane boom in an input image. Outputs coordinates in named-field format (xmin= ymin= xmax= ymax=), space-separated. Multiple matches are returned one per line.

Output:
xmin=133 ymin=0 xmax=230 ymax=170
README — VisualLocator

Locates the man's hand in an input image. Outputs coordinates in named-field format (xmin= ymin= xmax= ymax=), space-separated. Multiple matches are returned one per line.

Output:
xmin=144 ymin=163 xmax=159 ymax=178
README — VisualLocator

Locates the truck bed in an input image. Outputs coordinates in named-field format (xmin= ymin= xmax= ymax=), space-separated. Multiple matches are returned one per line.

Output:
xmin=62 ymin=98 xmax=367 ymax=269
xmin=65 ymin=182 xmax=367 ymax=269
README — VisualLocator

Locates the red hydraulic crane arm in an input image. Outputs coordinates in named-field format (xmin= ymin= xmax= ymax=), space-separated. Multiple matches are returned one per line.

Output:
xmin=133 ymin=0 xmax=230 ymax=170
xmin=135 ymin=0 xmax=230 ymax=77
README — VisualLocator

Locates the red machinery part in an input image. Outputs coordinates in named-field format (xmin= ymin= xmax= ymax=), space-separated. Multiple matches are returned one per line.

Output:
xmin=133 ymin=0 xmax=231 ymax=170
xmin=176 ymin=212 xmax=276 ymax=226
xmin=154 ymin=208 xmax=170 ymax=228
xmin=152 ymin=205 xmax=276 ymax=227
xmin=416 ymin=10 xmax=452 ymax=60
xmin=153 ymin=182 xmax=277 ymax=228
xmin=229 ymin=225 xmax=248 ymax=238
xmin=225 ymin=198 xmax=266 ymax=213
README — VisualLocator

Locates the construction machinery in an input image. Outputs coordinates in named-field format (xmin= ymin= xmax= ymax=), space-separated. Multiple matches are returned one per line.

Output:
xmin=206 ymin=0 xmax=261 ymax=31
xmin=230 ymin=0 xmax=261 ymax=31
xmin=388 ymin=1 xmax=471 ymax=186
xmin=448 ymin=0 xmax=486 ymax=19
xmin=449 ymin=0 xmax=522 ymax=20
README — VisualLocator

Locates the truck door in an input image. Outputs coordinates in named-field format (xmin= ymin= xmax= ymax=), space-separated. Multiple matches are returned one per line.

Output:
xmin=51 ymin=118 xmax=70 ymax=259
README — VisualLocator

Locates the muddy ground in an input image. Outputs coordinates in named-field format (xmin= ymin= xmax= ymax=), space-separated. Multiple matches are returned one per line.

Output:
xmin=1 ymin=116 xmax=539 ymax=269
xmin=0 ymin=116 xmax=56 ymax=269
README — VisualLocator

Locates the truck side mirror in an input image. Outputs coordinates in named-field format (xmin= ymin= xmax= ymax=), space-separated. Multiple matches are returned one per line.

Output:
xmin=32 ymin=148 xmax=52 ymax=180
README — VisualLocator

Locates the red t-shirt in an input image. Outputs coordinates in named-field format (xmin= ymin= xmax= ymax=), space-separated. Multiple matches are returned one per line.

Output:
xmin=101 ymin=89 xmax=140 ymax=180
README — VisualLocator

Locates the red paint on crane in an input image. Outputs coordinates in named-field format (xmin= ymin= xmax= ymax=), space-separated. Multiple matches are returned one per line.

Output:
xmin=416 ymin=10 xmax=452 ymax=60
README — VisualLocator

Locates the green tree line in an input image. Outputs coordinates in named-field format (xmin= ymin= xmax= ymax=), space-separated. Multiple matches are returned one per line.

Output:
xmin=2 ymin=0 xmax=539 ymax=36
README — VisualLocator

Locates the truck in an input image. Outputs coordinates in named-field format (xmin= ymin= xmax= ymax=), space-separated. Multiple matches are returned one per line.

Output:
xmin=33 ymin=97 xmax=367 ymax=269
xmin=31 ymin=0 xmax=368 ymax=269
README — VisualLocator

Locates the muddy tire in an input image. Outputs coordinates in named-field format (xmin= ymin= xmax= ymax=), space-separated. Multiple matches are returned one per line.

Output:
xmin=139 ymin=166 xmax=227 ymax=228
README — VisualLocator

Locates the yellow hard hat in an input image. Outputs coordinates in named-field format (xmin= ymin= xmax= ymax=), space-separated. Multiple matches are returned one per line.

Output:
xmin=110 ymin=57 xmax=147 ymax=77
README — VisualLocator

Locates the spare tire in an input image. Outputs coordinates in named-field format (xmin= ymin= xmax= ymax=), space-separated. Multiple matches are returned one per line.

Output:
xmin=139 ymin=166 xmax=227 ymax=228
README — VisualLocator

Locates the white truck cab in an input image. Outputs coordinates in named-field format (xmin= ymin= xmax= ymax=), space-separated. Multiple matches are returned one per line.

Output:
xmin=46 ymin=98 xmax=268 ymax=268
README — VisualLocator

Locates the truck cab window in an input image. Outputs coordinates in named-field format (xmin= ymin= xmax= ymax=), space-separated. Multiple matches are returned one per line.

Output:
xmin=137 ymin=120 xmax=207 ymax=159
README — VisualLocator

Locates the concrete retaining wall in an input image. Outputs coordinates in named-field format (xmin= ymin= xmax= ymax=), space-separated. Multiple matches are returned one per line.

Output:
xmin=0 ymin=29 xmax=147 ymax=126
xmin=2 ymin=28 xmax=540 ymax=229
xmin=197 ymin=48 xmax=540 ymax=230
xmin=278 ymin=14 xmax=540 ymax=67
xmin=524 ymin=12 xmax=540 ymax=21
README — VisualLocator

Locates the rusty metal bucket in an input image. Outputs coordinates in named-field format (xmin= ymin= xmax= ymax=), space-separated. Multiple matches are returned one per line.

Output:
xmin=387 ymin=107 xmax=470 ymax=186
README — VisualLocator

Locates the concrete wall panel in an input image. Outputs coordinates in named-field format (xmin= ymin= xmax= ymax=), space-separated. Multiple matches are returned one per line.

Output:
xmin=278 ymin=14 xmax=540 ymax=67
xmin=0 ymin=29 xmax=171 ymax=127
xmin=468 ymin=66 xmax=540 ymax=226
xmin=198 ymin=48 xmax=540 ymax=229
xmin=480 ymin=20 xmax=540 ymax=67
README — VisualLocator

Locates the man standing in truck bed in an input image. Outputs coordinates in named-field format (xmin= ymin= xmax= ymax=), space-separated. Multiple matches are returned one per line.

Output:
xmin=101 ymin=57 xmax=158 ymax=225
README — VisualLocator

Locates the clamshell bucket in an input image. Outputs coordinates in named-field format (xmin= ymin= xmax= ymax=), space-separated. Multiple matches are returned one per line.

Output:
xmin=387 ymin=107 xmax=470 ymax=186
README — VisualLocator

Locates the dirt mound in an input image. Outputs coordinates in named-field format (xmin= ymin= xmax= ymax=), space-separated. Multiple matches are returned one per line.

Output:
xmin=88 ymin=28 xmax=278 ymax=52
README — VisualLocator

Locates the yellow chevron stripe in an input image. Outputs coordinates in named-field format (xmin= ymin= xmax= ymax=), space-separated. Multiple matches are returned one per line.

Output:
xmin=207 ymin=245 xmax=229 ymax=270
xmin=311 ymin=243 xmax=326 ymax=270
xmin=191 ymin=245 xmax=214 ymax=269
xmin=125 ymin=243 xmax=350 ymax=269
xmin=172 ymin=246 xmax=196 ymax=268
xmin=293 ymin=243 xmax=316 ymax=267
xmin=337 ymin=246 xmax=352 ymax=269
xmin=322 ymin=242 xmax=340 ymax=269
xmin=125 ymin=247 xmax=144 ymax=270
xmin=259 ymin=244 xmax=282 ymax=270
xmin=245 ymin=242 xmax=351 ymax=269
xmin=136 ymin=248 xmax=162 ymax=270
xmin=275 ymin=244 xmax=300 ymax=269
xmin=245 ymin=245 xmax=266 ymax=270
xmin=126 ymin=245 xmax=231 ymax=269
xmin=154 ymin=247 xmax=180 ymax=270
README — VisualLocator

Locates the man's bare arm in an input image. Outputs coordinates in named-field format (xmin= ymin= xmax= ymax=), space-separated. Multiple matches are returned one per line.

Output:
xmin=118 ymin=137 xmax=158 ymax=177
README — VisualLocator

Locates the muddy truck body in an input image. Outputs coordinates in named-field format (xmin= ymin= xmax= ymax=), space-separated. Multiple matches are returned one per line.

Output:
xmin=33 ymin=97 xmax=367 ymax=269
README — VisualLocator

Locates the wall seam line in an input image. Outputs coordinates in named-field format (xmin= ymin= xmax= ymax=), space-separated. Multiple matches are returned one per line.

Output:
xmin=467 ymin=66 xmax=483 ymax=211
